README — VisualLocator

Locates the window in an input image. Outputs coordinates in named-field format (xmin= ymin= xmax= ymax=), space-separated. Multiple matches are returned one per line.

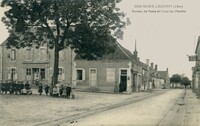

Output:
xmin=107 ymin=68 xmax=115 ymax=82
xmin=25 ymin=48 xmax=32 ymax=60
xmin=58 ymin=67 xmax=64 ymax=80
xmin=39 ymin=48 xmax=47 ymax=60
xmin=26 ymin=68 xmax=31 ymax=80
xmin=26 ymin=68 xmax=31 ymax=75
xmin=121 ymin=70 xmax=127 ymax=76
xmin=8 ymin=67 xmax=17 ymax=80
xmin=40 ymin=68 xmax=45 ymax=80
xmin=76 ymin=68 xmax=85 ymax=81
xmin=59 ymin=50 xmax=65 ymax=60
xmin=58 ymin=68 xmax=63 ymax=76
xmin=11 ymin=68 xmax=16 ymax=77
xmin=10 ymin=49 xmax=16 ymax=61
xmin=77 ymin=70 xmax=83 ymax=80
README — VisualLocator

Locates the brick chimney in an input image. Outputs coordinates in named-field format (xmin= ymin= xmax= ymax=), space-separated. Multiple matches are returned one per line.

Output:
xmin=133 ymin=40 xmax=138 ymax=60
xmin=146 ymin=59 xmax=150 ymax=66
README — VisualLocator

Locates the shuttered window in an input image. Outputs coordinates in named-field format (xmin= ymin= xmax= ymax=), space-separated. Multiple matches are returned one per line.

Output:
xmin=10 ymin=49 xmax=16 ymax=61
xmin=76 ymin=68 xmax=85 ymax=81
xmin=107 ymin=68 xmax=115 ymax=82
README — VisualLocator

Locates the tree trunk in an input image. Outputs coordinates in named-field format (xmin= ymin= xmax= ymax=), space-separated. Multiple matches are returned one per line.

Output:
xmin=52 ymin=42 xmax=59 ymax=86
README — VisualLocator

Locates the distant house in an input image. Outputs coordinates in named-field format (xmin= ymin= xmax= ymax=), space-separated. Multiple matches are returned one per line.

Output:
xmin=158 ymin=68 xmax=170 ymax=89
xmin=148 ymin=63 xmax=167 ymax=89
xmin=0 ymin=41 xmax=74 ymax=85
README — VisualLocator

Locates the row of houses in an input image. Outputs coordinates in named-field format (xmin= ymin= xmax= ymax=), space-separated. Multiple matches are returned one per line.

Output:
xmin=0 ymin=40 xmax=170 ymax=93
xmin=191 ymin=36 xmax=200 ymax=95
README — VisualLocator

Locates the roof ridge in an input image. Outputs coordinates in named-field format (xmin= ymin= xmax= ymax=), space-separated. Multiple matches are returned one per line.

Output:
xmin=116 ymin=42 xmax=132 ymax=60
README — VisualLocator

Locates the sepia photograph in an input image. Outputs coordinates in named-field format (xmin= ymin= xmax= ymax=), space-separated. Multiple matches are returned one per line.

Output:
xmin=0 ymin=0 xmax=200 ymax=126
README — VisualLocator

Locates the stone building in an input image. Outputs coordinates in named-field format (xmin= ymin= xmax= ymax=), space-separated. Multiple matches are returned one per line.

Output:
xmin=158 ymin=68 xmax=170 ymax=89
xmin=0 ymin=41 xmax=74 ymax=85
xmin=191 ymin=36 xmax=200 ymax=95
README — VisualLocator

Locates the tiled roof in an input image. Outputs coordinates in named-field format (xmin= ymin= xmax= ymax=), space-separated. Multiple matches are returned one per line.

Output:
xmin=0 ymin=40 xmax=7 ymax=46
xmin=75 ymin=42 xmax=135 ymax=61
xmin=195 ymin=36 xmax=200 ymax=54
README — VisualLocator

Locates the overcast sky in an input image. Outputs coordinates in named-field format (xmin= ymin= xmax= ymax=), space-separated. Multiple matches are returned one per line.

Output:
xmin=117 ymin=0 xmax=199 ymax=79
xmin=0 ymin=0 xmax=199 ymax=79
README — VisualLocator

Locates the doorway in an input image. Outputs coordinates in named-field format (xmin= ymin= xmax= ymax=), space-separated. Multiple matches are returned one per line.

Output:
xmin=89 ymin=68 xmax=97 ymax=86
xmin=32 ymin=68 xmax=39 ymax=83
xmin=119 ymin=69 xmax=127 ymax=92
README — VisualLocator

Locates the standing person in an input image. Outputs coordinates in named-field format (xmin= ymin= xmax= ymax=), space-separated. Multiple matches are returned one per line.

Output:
xmin=25 ymin=81 xmax=30 ymax=90
xmin=66 ymin=84 xmax=71 ymax=99
xmin=59 ymin=85 xmax=64 ymax=97
xmin=4 ymin=80 xmax=9 ymax=94
xmin=0 ymin=80 xmax=2 ymax=94
xmin=49 ymin=85 xmax=53 ymax=96
xmin=35 ymin=79 xmax=39 ymax=86
xmin=114 ymin=81 xmax=119 ymax=94
xmin=55 ymin=83 xmax=60 ymax=97
xmin=52 ymin=86 xmax=58 ymax=97
xmin=1 ymin=83 xmax=5 ymax=94
xmin=71 ymin=87 xmax=75 ymax=99
xmin=13 ymin=81 xmax=19 ymax=95
xmin=44 ymin=85 xmax=49 ymax=96
xmin=62 ymin=86 xmax=67 ymax=98
xmin=9 ymin=81 xmax=15 ymax=94
xmin=15 ymin=81 xmax=21 ymax=95
xmin=20 ymin=81 xmax=24 ymax=94
xmin=119 ymin=82 xmax=123 ymax=93
xmin=38 ymin=83 xmax=43 ymax=95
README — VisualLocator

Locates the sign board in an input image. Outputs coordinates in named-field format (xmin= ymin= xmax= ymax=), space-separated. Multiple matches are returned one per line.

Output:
xmin=188 ymin=55 xmax=197 ymax=61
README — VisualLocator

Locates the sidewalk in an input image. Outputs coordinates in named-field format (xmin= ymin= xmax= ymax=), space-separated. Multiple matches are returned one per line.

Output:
xmin=184 ymin=89 xmax=200 ymax=126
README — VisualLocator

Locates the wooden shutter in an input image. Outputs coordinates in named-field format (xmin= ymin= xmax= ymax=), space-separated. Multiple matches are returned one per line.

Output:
xmin=82 ymin=69 xmax=85 ymax=81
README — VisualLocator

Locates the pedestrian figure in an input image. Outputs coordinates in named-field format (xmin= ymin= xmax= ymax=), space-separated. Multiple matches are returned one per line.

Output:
xmin=114 ymin=81 xmax=119 ymax=94
xmin=52 ymin=86 xmax=58 ymax=97
xmin=59 ymin=85 xmax=64 ymax=97
xmin=15 ymin=81 xmax=21 ymax=95
xmin=4 ymin=80 xmax=9 ymax=94
xmin=62 ymin=86 xmax=67 ymax=98
xmin=25 ymin=81 xmax=30 ymax=90
xmin=13 ymin=81 xmax=19 ymax=95
xmin=9 ymin=81 xmax=15 ymax=95
xmin=1 ymin=83 xmax=5 ymax=94
xmin=119 ymin=82 xmax=123 ymax=93
xmin=0 ymin=80 xmax=2 ymax=94
xmin=44 ymin=85 xmax=49 ymax=95
xmin=49 ymin=85 xmax=53 ymax=96
xmin=35 ymin=79 xmax=39 ymax=86
xmin=66 ymin=84 xmax=71 ymax=99
xmin=55 ymin=83 xmax=60 ymax=97
xmin=20 ymin=81 xmax=24 ymax=94
xmin=38 ymin=83 xmax=43 ymax=95
xmin=71 ymin=87 xmax=75 ymax=99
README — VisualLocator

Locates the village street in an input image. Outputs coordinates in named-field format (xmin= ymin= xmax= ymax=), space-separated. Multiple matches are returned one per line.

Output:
xmin=67 ymin=89 xmax=200 ymax=126
xmin=0 ymin=89 xmax=200 ymax=126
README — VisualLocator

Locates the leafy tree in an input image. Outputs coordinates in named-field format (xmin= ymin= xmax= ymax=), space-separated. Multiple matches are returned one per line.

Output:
xmin=1 ymin=0 xmax=127 ymax=85
xmin=181 ymin=76 xmax=191 ymax=88
xmin=170 ymin=74 xmax=181 ymax=88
